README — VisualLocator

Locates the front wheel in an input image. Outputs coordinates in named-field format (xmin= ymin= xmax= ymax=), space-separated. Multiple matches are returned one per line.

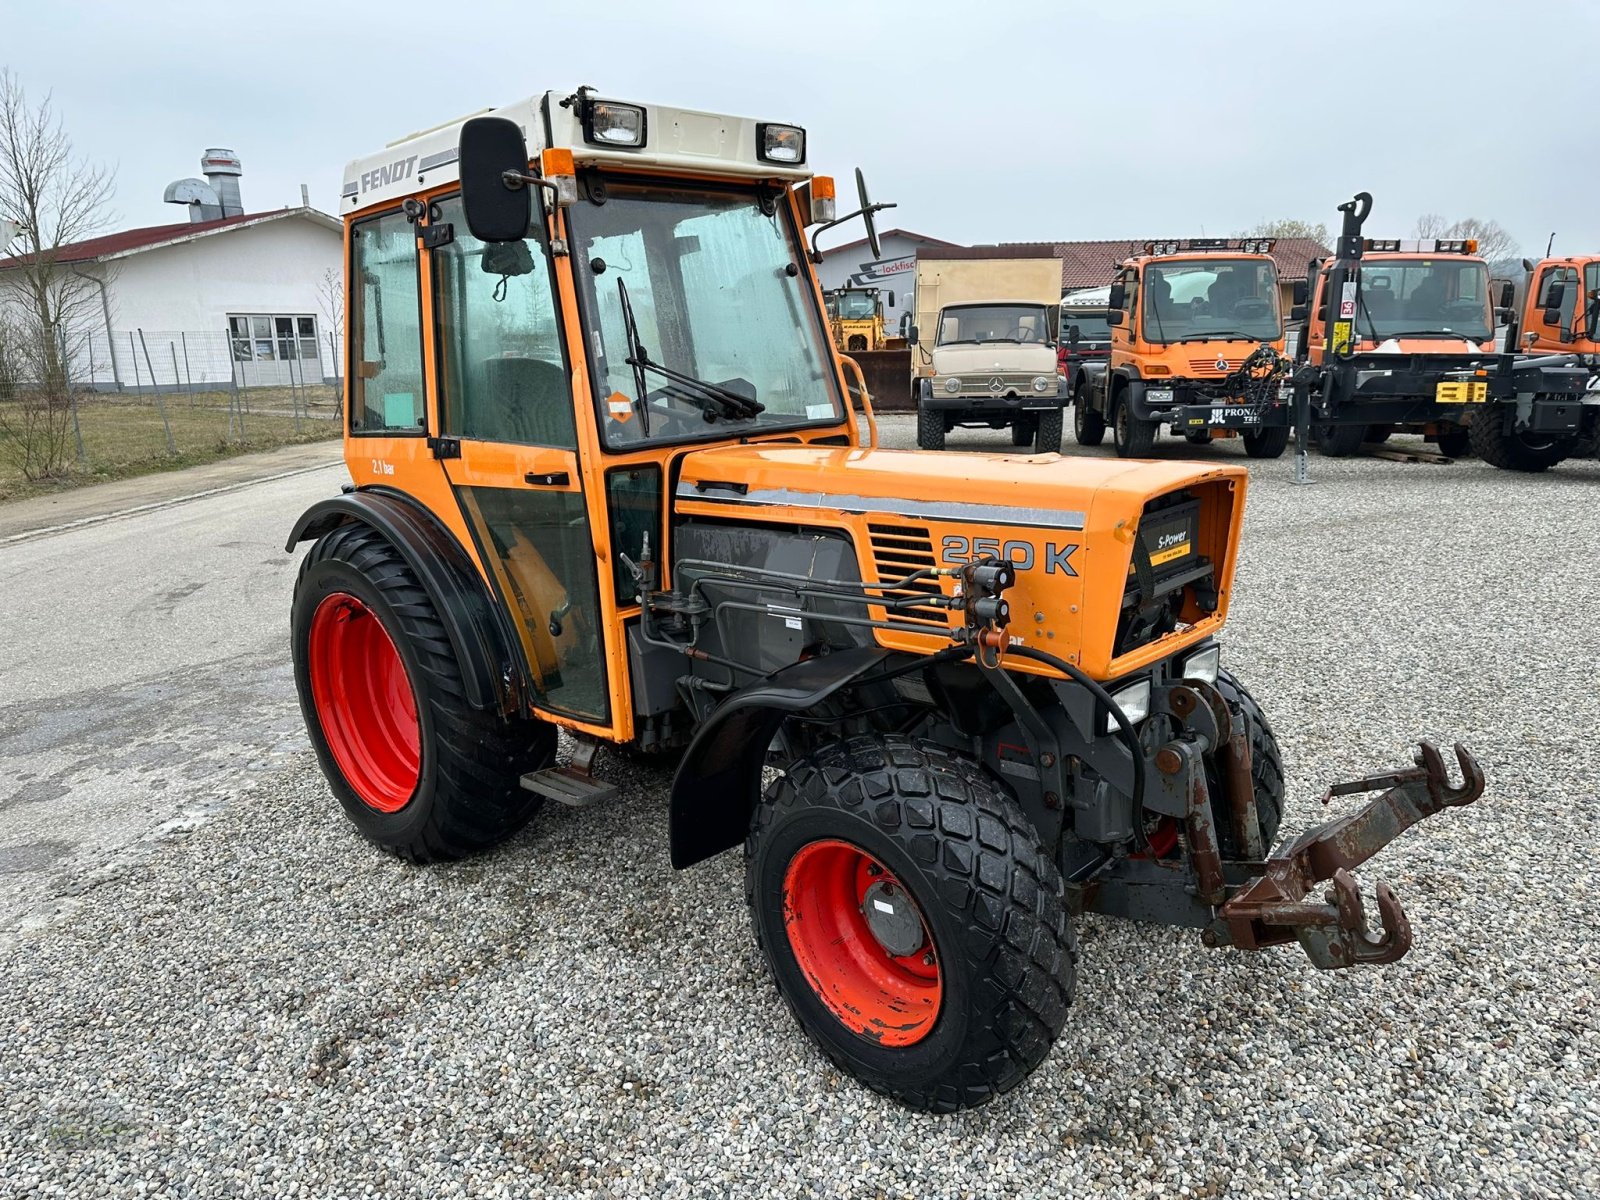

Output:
xmin=1242 ymin=425 xmax=1290 ymax=458
xmin=1073 ymin=389 xmax=1106 ymax=446
xmin=916 ymin=403 xmax=946 ymax=451
xmin=1033 ymin=408 xmax=1063 ymax=453
xmin=291 ymin=523 xmax=556 ymax=862
xmin=746 ymin=735 xmax=1075 ymax=1113
xmin=1468 ymin=405 xmax=1574 ymax=472
xmin=1112 ymin=394 xmax=1157 ymax=457
xmin=1434 ymin=424 xmax=1471 ymax=458
xmin=1315 ymin=421 xmax=1366 ymax=457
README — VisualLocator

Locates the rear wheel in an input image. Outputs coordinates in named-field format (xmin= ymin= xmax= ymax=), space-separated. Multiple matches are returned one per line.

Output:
xmin=1073 ymin=388 xmax=1106 ymax=446
xmin=1033 ymin=408 xmax=1063 ymax=453
xmin=1315 ymin=421 xmax=1366 ymax=457
xmin=1468 ymin=404 xmax=1575 ymax=472
xmin=291 ymin=523 xmax=555 ymax=862
xmin=1184 ymin=429 xmax=1212 ymax=446
xmin=916 ymin=403 xmax=946 ymax=451
xmin=1242 ymin=425 xmax=1290 ymax=458
xmin=1113 ymin=393 xmax=1156 ymax=457
xmin=1434 ymin=424 xmax=1471 ymax=458
xmin=747 ymin=735 xmax=1075 ymax=1113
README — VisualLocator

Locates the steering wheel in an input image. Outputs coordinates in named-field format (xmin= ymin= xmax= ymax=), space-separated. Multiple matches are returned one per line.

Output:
xmin=1011 ymin=326 xmax=1039 ymax=343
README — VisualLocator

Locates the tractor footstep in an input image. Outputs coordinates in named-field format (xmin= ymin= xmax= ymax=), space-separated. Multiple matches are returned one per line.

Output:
xmin=520 ymin=767 xmax=619 ymax=808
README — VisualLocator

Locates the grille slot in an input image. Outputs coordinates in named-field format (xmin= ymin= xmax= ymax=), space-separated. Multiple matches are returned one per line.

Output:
xmin=1188 ymin=357 xmax=1240 ymax=375
xmin=867 ymin=524 xmax=947 ymax=627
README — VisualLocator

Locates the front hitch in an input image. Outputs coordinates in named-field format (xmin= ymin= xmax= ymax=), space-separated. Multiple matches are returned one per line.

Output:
xmin=1208 ymin=742 xmax=1485 ymax=969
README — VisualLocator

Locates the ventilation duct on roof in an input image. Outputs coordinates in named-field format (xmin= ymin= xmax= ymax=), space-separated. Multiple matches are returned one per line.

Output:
xmin=164 ymin=148 xmax=244 ymax=223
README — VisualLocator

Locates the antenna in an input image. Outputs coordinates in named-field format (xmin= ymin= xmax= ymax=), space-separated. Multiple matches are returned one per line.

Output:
xmin=1546 ymin=231 xmax=1556 ymax=256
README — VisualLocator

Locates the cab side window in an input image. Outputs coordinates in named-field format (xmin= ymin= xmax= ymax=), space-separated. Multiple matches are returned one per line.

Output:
xmin=1537 ymin=266 xmax=1579 ymax=324
xmin=1121 ymin=270 xmax=1139 ymax=322
xmin=432 ymin=195 xmax=575 ymax=448
xmin=350 ymin=211 xmax=425 ymax=435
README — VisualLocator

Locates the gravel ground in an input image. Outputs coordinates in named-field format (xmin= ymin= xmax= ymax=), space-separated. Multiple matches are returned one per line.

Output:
xmin=3 ymin=418 xmax=1598 ymax=1198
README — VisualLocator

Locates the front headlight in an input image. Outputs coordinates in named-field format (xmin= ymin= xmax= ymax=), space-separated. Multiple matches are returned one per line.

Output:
xmin=1031 ymin=376 xmax=1052 ymax=393
xmin=1181 ymin=644 xmax=1221 ymax=684
xmin=1103 ymin=679 xmax=1152 ymax=733
xmin=758 ymin=123 xmax=806 ymax=164
xmin=944 ymin=377 xmax=962 ymax=394
xmin=1146 ymin=387 xmax=1175 ymax=404
xmin=585 ymin=100 xmax=647 ymax=147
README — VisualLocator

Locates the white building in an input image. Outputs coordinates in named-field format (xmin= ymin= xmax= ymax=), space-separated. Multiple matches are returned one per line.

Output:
xmin=0 ymin=150 xmax=343 ymax=391
xmin=814 ymin=228 xmax=962 ymax=335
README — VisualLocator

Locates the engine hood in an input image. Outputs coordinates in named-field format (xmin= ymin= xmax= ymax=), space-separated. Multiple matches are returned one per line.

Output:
xmin=930 ymin=342 xmax=1058 ymax=374
xmin=674 ymin=444 xmax=1248 ymax=679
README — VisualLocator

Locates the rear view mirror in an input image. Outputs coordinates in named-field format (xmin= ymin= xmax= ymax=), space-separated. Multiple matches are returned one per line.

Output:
xmin=1290 ymin=304 xmax=1309 ymax=322
xmin=906 ymin=324 xmax=919 ymax=345
xmin=1544 ymin=281 xmax=1566 ymax=310
xmin=1291 ymin=280 xmax=1310 ymax=306
xmin=886 ymin=290 xmax=895 ymax=308
xmin=1108 ymin=282 xmax=1127 ymax=310
xmin=1107 ymin=310 xmax=1125 ymax=327
xmin=459 ymin=117 xmax=532 ymax=243
xmin=1497 ymin=281 xmax=1516 ymax=310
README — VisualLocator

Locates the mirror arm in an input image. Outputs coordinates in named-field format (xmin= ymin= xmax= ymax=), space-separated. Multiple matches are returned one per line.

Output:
xmin=808 ymin=201 xmax=897 ymax=263
xmin=501 ymin=170 xmax=570 ymax=255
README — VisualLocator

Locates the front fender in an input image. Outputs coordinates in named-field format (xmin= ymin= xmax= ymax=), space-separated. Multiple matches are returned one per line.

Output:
xmin=669 ymin=646 xmax=892 ymax=868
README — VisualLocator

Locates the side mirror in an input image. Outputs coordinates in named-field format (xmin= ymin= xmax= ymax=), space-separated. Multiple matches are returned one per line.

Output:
xmin=1544 ymin=281 xmax=1566 ymax=309
xmin=1107 ymin=310 xmax=1126 ymax=327
xmin=1290 ymin=303 xmax=1309 ymax=322
xmin=1291 ymin=280 xmax=1309 ymax=306
xmin=1108 ymin=282 xmax=1127 ymax=310
xmin=906 ymin=324 xmax=919 ymax=345
xmin=886 ymin=290 xmax=896 ymax=308
xmin=458 ymin=117 xmax=533 ymax=243
xmin=1497 ymin=281 xmax=1515 ymax=310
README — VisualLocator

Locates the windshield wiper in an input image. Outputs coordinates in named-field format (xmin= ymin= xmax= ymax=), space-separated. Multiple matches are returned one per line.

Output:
xmin=1377 ymin=329 xmax=1488 ymax=341
xmin=616 ymin=279 xmax=764 ymax=423
xmin=1169 ymin=330 xmax=1268 ymax=343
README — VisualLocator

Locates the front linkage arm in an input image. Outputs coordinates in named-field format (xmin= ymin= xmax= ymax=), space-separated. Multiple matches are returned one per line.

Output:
xmin=1209 ymin=742 xmax=1485 ymax=968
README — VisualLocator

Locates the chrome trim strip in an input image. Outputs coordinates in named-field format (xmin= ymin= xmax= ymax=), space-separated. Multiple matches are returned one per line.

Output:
xmin=676 ymin=482 xmax=1086 ymax=531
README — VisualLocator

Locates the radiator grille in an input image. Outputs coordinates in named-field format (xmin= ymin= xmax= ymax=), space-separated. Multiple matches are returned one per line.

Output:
xmin=1187 ymin=356 xmax=1242 ymax=375
xmin=867 ymin=524 xmax=948 ymax=628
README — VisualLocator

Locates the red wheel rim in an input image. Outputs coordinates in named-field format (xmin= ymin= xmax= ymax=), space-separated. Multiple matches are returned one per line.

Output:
xmin=782 ymin=839 xmax=942 ymax=1047
xmin=307 ymin=593 xmax=421 ymax=813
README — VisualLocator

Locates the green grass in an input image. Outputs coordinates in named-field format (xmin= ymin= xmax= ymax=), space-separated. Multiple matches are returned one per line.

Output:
xmin=0 ymin=387 xmax=342 ymax=503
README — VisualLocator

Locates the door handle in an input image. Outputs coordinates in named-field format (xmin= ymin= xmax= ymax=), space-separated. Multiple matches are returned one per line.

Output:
xmin=524 ymin=471 xmax=571 ymax=487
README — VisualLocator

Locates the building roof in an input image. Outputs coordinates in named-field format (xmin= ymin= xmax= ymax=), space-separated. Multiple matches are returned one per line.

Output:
xmin=920 ymin=238 xmax=1332 ymax=289
xmin=824 ymin=227 xmax=964 ymax=258
xmin=0 ymin=207 xmax=341 ymax=270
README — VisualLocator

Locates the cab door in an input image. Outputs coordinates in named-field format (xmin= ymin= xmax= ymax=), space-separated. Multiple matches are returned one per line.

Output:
xmin=1526 ymin=264 xmax=1578 ymax=351
xmin=426 ymin=194 xmax=615 ymax=730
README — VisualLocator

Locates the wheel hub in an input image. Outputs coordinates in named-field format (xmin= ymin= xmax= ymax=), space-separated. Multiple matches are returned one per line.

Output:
xmin=861 ymin=880 xmax=926 ymax=958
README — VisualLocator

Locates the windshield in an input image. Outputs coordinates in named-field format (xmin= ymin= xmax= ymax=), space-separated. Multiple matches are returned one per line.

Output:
xmin=936 ymin=304 xmax=1050 ymax=345
xmin=836 ymin=291 xmax=878 ymax=319
xmin=1061 ymin=311 xmax=1112 ymax=342
xmin=1141 ymin=258 xmax=1280 ymax=344
xmin=569 ymin=178 xmax=843 ymax=448
xmin=1355 ymin=257 xmax=1492 ymax=341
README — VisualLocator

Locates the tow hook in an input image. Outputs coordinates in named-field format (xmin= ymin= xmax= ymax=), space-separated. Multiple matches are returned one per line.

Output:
xmin=1209 ymin=742 xmax=1485 ymax=969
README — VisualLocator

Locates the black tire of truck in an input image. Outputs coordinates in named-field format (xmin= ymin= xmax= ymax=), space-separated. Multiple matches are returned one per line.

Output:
xmin=916 ymin=402 xmax=947 ymax=450
xmin=291 ymin=523 xmax=556 ymax=863
xmin=746 ymin=734 xmax=1076 ymax=1113
xmin=1211 ymin=668 xmax=1286 ymax=855
xmin=1011 ymin=414 xmax=1037 ymax=446
xmin=1113 ymin=393 xmax=1157 ymax=457
xmin=1184 ymin=429 xmax=1212 ymax=446
xmin=1315 ymin=421 xmax=1366 ymax=457
xmin=1073 ymin=387 xmax=1107 ymax=446
xmin=1034 ymin=408 xmax=1064 ymax=453
xmin=1435 ymin=423 xmax=1471 ymax=458
xmin=1242 ymin=425 xmax=1291 ymax=459
xmin=1468 ymin=404 xmax=1575 ymax=472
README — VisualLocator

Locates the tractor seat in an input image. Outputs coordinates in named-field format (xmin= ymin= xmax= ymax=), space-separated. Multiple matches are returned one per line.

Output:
xmin=479 ymin=356 xmax=575 ymax=447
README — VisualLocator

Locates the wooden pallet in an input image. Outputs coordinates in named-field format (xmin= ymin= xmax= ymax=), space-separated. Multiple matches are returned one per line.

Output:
xmin=1361 ymin=443 xmax=1455 ymax=464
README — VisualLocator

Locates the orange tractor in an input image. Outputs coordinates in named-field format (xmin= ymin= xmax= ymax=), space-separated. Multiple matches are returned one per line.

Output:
xmin=287 ymin=89 xmax=1485 ymax=1112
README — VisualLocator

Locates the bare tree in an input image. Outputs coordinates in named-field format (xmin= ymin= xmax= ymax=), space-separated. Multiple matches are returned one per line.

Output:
xmin=1242 ymin=218 xmax=1331 ymax=247
xmin=317 ymin=266 xmax=345 ymax=413
xmin=0 ymin=69 xmax=114 ymax=479
xmin=1412 ymin=213 xmax=1518 ymax=262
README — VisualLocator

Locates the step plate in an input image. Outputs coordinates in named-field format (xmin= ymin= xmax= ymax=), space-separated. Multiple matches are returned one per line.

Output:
xmin=520 ymin=766 xmax=619 ymax=808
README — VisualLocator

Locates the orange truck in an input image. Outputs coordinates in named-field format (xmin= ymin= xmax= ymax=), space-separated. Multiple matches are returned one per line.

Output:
xmin=1287 ymin=193 xmax=1593 ymax=469
xmin=1070 ymin=240 xmax=1292 ymax=459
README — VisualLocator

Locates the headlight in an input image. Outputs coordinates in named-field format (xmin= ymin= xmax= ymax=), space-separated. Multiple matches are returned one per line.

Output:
xmin=1146 ymin=387 xmax=1175 ymax=404
xmin=944 ymin=377 xmax=962 ymax=394
xmin=585 ymin=100 xmax=647 ymax=148
xmin=1031 ymin=376 xmax=1052 ymax=392
xmin=1103 ymin=679 xmax=1152 ymax=734
xmin=1181 ymin=644 xmax=1221 ymax=684
xmin=758 ymin=123 xmax=806 ymax=164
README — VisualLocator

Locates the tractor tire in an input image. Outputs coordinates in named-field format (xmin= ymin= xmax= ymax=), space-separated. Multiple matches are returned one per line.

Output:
xmin=1073 ymin=389 xmax=1106 ymax=447
xmin=1435 ymin=424 xmax=1471 ymax=458
xmin=916 ymin=403 xmax=946 ymax=451
xmin=1011 ymin=415 xmax=1036 ymax=446
xmin=1468 ymin=405 xmax=1574 ymax=472
xmin=746 ymin=734 xmax=1075 ymax=1113
xmin=1034 ymin=408 xmax=1064 ymax=453
xmin=1184 ymin=429 xmax=1212 ymax=446
xmin=291 ymin=523 xmax=556 ymax=863
xmin=1211 ymin=668 xmax=1285 ymax=855
xmin=1242 ymin=425 xmax=1290 ymax=459
xmin=1315 ymin=421 xmax=1366 ymax=457
xmin=1112 ymin=394 xmax=1156 ymax=457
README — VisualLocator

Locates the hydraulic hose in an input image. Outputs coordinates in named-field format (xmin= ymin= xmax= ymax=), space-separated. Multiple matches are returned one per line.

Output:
xmin=999 ymin=643 xmax=1150 ymax=851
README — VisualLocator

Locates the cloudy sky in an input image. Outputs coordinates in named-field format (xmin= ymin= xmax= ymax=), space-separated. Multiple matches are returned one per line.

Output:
xmin=11 ymin=0 xmax=1599 ymax=257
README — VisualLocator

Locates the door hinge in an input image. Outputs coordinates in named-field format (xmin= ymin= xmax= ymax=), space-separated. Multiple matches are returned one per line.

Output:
xmin=428 ymin=436 xmax=461 ymax=460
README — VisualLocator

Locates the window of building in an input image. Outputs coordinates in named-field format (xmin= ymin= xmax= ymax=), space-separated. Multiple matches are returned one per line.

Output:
xmin=229 ymin=313 xmax=321 ymax=363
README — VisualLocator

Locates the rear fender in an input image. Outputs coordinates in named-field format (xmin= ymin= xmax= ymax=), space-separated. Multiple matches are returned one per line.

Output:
xmin=669 ymin=646 xmax=892 ymax=868
xmin=286 ymin=488 xmax=518 ymax=712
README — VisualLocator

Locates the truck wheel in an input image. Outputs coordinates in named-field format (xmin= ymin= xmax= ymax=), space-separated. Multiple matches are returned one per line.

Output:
xmin=1010 ymin=414 xmax=1036 ymax=446
xmin=1073 ymin=387 xmax=1106 ymax=446
xmin=746 ymin=735 xmax=1075 ymax=1113
xmin=1034 ymin=408 xmax=1063 ymax=453
xmin=1242 ymin=426 xmax=1290 ymax=458
xmin=291 ymin=523 xmax=556 ymax=863
xmin=1211 ymin=669 xmax=1285 ymax=854
xmin=1435 ymin=424 xmax=1471 ymax=458
xmin=916 ymin=404 xmax=946 ymax=451
xmin=1368 ymin=424 xmax=1394 ymax=445
xmin=1315 ymin=422 xmax=1365 ymax=457
xmin=1467 ymin=407 xmax=1573 ymax=472
xmin=1184 ymin=429 xmax=1212 ymax=445
xmin=1112 ymin=395 xmax=1156 ymax=457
